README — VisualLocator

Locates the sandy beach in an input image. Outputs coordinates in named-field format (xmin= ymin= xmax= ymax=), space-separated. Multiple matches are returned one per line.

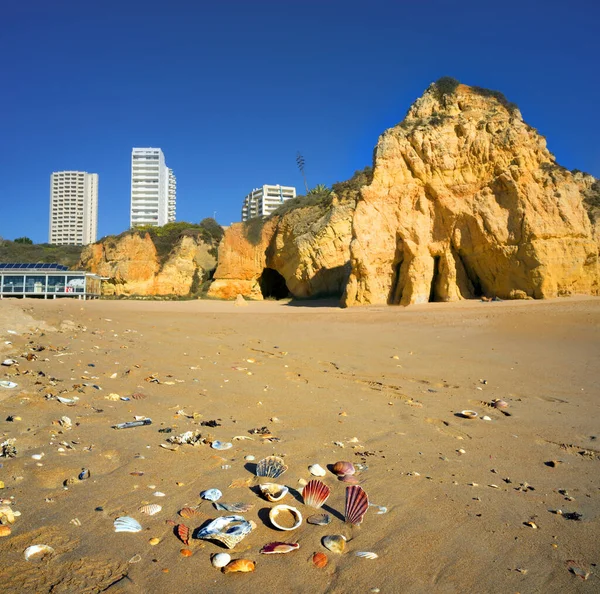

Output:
xmin=0 ymin=296 xmax=598 ymax=593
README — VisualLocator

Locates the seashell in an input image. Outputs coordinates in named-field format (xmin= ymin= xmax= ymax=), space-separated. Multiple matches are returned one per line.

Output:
xmin=307 ymin=513 xmax=331 ymax=526
xmin=332 ymin=461 xmax=355 ymax=476
xmin=459 ymin=410 xmax=478 ymax=419
xmin=148 ymin=537 xmax=160 ymax=545
xmin=312 ymin=552 xmax=328 ymax=568
xmin=338 ymin=474 xmax=360 ymax=484
xmin=345 ymin=485 xmax=369 ymax=525
xmin=195 ymin=515 xmax=254 ymax=549
xmin=78 ymin=468 xmax=90 ymax=480
xmin=322 ymin=534 xmax=346 ymax=554
xmin=56 ymin=396 xmax=77 ymax=404
xmin=179 ymin=507 xmax=202 ymax=519
xmin=213 ymin=502 xmax=254 ymax=513
xmin=0 ymin=504 xmax=16 ymax=524
xmin=114 ymin=516 xmax=142 ymax=533
xmin=139 ymin=504 xmax=162 ymax=516
xmin=244 ymin=455 xmax=255 ymax=461
xmin=0 ymin=525 xmax=11 ymax=537
xmin=153 ymin=491 xmax=166 ymax=497
xmin=177 ymin=523 xmax=190 ymax=545
xmin=308 ymin=464 xmax=326 ymax=477
xmin=211 ymin=441 xmax=233 ymax=450
xmin=165 ymin=519 xmax=177 ymax=526
xmin=369 ymin=504 xmax=388 ymax=515
xmin=24 ymin=544 xmax=55 ymax=561
xmin=269 ymin=505 xmax=302 ymax=531
xmin=201 ymin=489 xmax=222 ymax=501
xmin=256 ymin=456 xmax=287 ymax=479
xmin=260 ymin=541 xmax=300 ymax=554
xmin=302 ymin=480 xmax=331 ymax=509
xmin=2 ymin=359 xmax=17 ymax=366
xmin=524 ymin=521 xmax=538 ymax=529
xmin=131 ymin=392 xmax=146 ymax=400
xmin=222 ymin=558 xmax=255 ymax=573
xmin=355 ymin=551 xmax=378 ymax=559
xmin=0 ymin=381 xmax=18 ymax=389
xmin=492 ymin=399 xmax=508 ymax=409
xmin=211 ymin=552 xmax=231 ymax=568
xmin=258 ymin=483 xmax=289 ymax=502
xmin=180 ymin=548 xmax=193 ymax=557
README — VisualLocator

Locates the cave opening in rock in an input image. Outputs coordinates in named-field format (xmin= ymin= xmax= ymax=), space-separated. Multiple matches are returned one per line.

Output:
xmin=456 ymin=252 xmax=483 ymax=297
xmin=429 ymin=256 xmax=442 ymax=302
xmin=258 ymin=268 xmax=290 ymax=300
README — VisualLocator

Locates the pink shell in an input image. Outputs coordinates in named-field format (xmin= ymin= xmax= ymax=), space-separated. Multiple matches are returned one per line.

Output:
xmin=332 ymin=461 xmax=355 ymax=476
xmin=345 ymin=485 xmax=369 ymax=525
xmin=302 ymin=480 xmax=331 ymax=509
xmin=260 ymin=541 xmax=300 ymax=554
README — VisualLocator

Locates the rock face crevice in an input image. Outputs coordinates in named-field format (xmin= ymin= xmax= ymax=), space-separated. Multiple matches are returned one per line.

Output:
xmin=343 ymin=82 xmax=599 ymax=305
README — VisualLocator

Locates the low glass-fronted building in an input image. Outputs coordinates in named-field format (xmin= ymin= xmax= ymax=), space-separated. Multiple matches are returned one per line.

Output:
xmin=0 ymin=263 xmax=102 ymax=299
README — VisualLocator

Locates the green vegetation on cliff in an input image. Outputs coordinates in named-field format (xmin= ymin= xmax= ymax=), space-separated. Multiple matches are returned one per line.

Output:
xmin=0 ymin=239 xmax=83 ymax=268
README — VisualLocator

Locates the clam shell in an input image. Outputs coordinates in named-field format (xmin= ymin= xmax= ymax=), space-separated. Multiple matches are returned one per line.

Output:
xmin=302 ymin=480 xmax=331 ymax=509
xmin=195 ymin=515 xmax=254 ymax=549
xmin=492 ymin=399 xmax=508 ymax=409
xmin=24 ymin=544 xmax=55 ymax=561
xmin=332 ymin=461 xmax=355 ymax=476
xmin=222 ymin=558 xmax=255 ymax=573
xmin=201 ymin=489 xmax=222 ymax=501
xmin=269 ymin=505 xmax=302 ymax=531
xmin=308 ymin=464 xmax=326 ymax=477
xmin=211 ymin=552 xmax=231 ymax=568
xmin=345 ymin=485 xmax=369 ymax=525
xmin=260 ymin=541 xmax=300 ymax=554
xmin=355 ymin=551 xmax=378 ymax=559
xmin=139 ymin=504 xmax=162 ymax=516
xmin=312 ymin=552 xmax=328 ymax=568
xmin=307 ymin=513 xmax=331 ymax=526
xmin=259 ymin=483 xmax=289 ymax=502
xmin=214 ymin=502 xmax=254 ymax=513
xmin=256 ymin=456 xmax=287 ymax=479
xmin=114 ymin=516 xmax=142 ymax=533
xmin=322 ymin=534 xmax=346 ymax=554
xmin=459 ymin=410 xmax=478 ymax=419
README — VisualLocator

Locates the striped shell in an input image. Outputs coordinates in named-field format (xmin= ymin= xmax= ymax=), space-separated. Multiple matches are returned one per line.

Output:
xmin=302 ymin=480 xmax=331 ymax=509
xmin=177 ymin=523 xmax=190 ymax=545
xmin=179 ymin=506 xmax=203 ymax=519
xmin=256 ymin=456 xmax=287 ymax=479
xmin=222 ymin=558 xmax=255 ymax=573
xmin=355 ymin=551 xmax=379 ymax=559
xmin=113 ymin=516 xmax=142 ymax=533
xmin=139 ymin=504 xmax=162 ymax=516
xmin=345 ymin=485 xmax=369 ymax=525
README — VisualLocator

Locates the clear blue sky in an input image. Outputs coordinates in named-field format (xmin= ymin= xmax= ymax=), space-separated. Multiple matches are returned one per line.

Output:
xmin=1 ymin=0 xmax=599 ymax=243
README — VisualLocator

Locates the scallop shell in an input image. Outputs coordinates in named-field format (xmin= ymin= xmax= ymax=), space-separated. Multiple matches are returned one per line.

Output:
xmin=307 ymin=513 xmax=331 ymax=526
xmin=201 ymin=489 xmax=222 ymax=501
xmin=269 ymin=505 xmax=302 ymax=531
xmin=345 ymin=485 xmax=369 ymax=525
xmin=114 ymin=516 xmax=142 ymax=533
xmin=214 ymin=502 xmax=254 ymax=513
xmin=355 ymin=551 xmax=378 ymax=559
xmin=259 ymin=483 xmax=289 ymax=502
xmin=177 ymin=523 xmax=190 ymax=545
xmin=312 ymin=552 xmax=328 ymax=568
xmin=332 ymin=461 xmax=355 ymax=476
xmin=24 ymin=544 xmax=55 ymax=561
xmin=459 ymin=410 xmax=478 ymax=419
xmin=256 ymin=456 xmax=287 ymax=479
xmin=260 ymin=541 xmax=300 ymax=554
xmin=302 ymin=480 xmax=331 ymax=509
xmin=222 ymin=558 xmax=255 ymax=573
xmin=179 ymin=507 xmax=203 ymax=519
xmin=211 ymin=552 xmax=231 ymax=568
xmin=308 ymin=464 xmax=326 ymax=477
xmin=322 ymin=534 xmax=346 ymax=554
xmin=195 ymin=515 xmax=254 ymax=549
xmin=139 ymin=504 xmax=162 ymax=516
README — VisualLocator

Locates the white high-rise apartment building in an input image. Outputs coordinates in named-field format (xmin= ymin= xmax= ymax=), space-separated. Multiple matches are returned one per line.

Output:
xmin=130 ymin=148 xmax=176 ymax=227
xmin=241 ymin=185 xmax=296 ymax=222
xmin=49 ymin=171 xmax=98 ymax=245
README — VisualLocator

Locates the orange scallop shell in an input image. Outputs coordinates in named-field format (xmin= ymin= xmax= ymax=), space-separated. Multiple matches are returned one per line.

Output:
xmin=312 ymin=552 xmax=328 ymax=568
xmin=222 ymin=559 xmax=255 ymax=573
xmin=180 ymin=548 xmax=193 ymax=557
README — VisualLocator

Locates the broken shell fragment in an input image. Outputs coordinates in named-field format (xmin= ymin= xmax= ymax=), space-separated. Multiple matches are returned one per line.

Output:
xmin=260 ymin=541 xmax=300 ymax=554
xmin=214 ymin=502 xmax=254 ymax=513
xmin=114 ymin=516 xmax=142 ymax=533
xmin=269 ymin=505 xmax=302 ymax=531
xmin=24 ymin=544 xmax=55 ymax=561
xmin=308 ymin=464 xmax=326 ymax=477
xmin=345 ymin=485 xmax=369 ymax=525
xmin=307 ymin=513 xmax=331 ymax=526
xmin=322 ymin=534 xmax=346 ymax=554
xmin=459 ymin=410 xmax=478 ymax=419
xmin=302 ymin=480 xmax=331 ymax=509
xmin=195 ymin=515 xmax=255 ymax=549
xmin=211 ymin=552 xmax=231 ymax=568
xmin=0 ymin=525 xmax=11 ymax=537
xmin=312 ymin=552 xmax=328 ymax=568
xmin=222 ymin=559 xmax=255 ymax=573
xmin=201 ymin=488 xmax=222 ymax=501
xmin=355 ymin=551 xmax=379 ymax=559
xmin=332 ymin=461 xmax=355 ymax=476
xmin=180 ymin=548 xmax=193 ymax=557
xmin=258 ymin=483 xmax=289 ymax=502
xmin=256 ymin=456 xmax=287 ymax=479
xmin=0 ymin=504 xmax=16 ymax=524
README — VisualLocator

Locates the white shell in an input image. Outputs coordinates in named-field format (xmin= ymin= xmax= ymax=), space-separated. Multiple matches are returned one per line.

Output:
xmin=24 ymin=544 xmax=55 ymax=561
xmin=308 ymin=464 xmax=326 ymax=477
xmin=211 ymin=552 xmax=231 ymax=568
xmin=195 ymin=515 xmax=254 ymax=549
xmin=139 ymin=504 xmax=162 ymax=515
xmin=0 ymin=381 xmax=18 ymax=389
xmin=355 ymin=551 xmax=379 ymax=559
xmin=201 ymin=488 xmax=222 ymax=501
xmin=269 ymin=504 xmax=302 ymax=531
xmin=259 ymin=483 xmax=289 ymax=502
xmin=114 ymin=516 xmax=142 ymax=533
xmin=211 ymin=441 xmax=232 ymax=450
xmin=2 ymin=359 xmax=17 ymax=366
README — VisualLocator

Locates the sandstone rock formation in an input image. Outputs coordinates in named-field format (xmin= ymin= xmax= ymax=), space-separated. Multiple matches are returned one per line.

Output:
xmin=343 ymin=79 xmax=599 ymax=305
xmin=79 ymin=231 xmax=216 ymax=296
